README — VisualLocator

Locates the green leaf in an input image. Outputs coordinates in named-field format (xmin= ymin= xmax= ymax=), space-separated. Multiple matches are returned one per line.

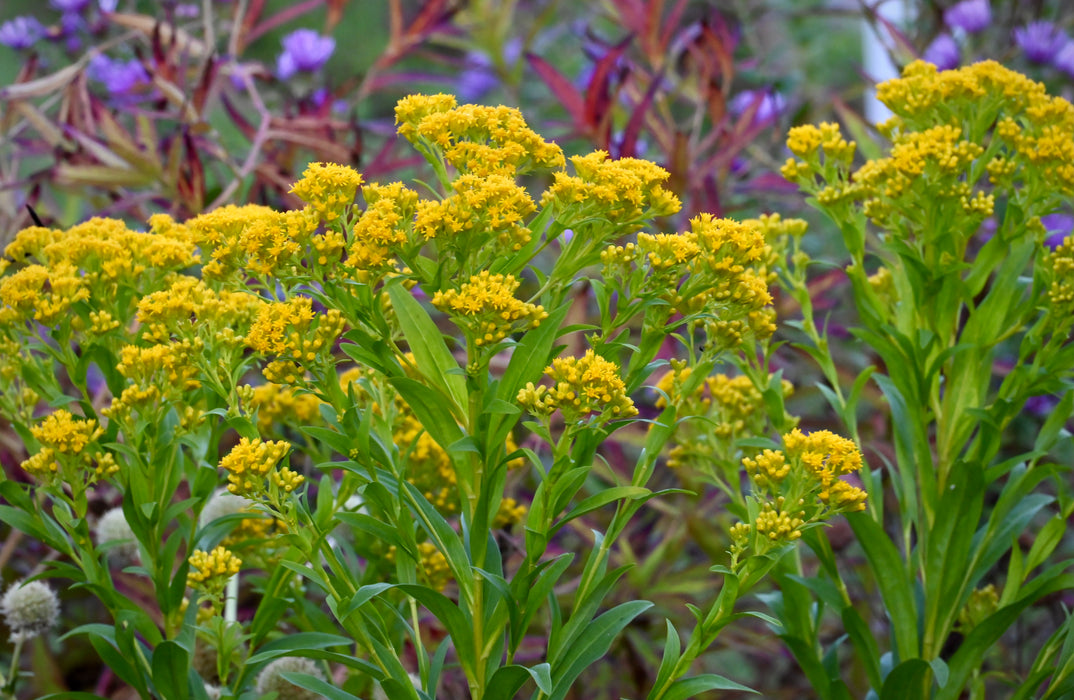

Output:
xmin=396 ymin=584 xmax=475 ymax=679
xmin=245 ymin=633 xmax=353 ymax=665
xmin=663 ymin=674 xmax=757 ymax=700
xmin=551 ymin=486 xmax=651 ymax=534
xmin=848 ymin=512 xmax=919 ymax=661
xmin=151 ymin=641 xmax=190 ymax=700
xmin=879 ymin=658 xmax=930 ymax=700
xmin=390 ymin=377 xmax=466 ymax=463
xmin=387 ymin=283 xmax=467 ymax=412
xmin=842 ymin=605 xmax=883 ymax=691
xmin=548 ymin=600 xmax=653 ymax=700
xmin=278 ymin=671 xmax=365 ymax=700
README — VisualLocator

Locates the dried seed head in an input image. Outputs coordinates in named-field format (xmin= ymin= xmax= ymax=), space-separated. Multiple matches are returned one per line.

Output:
xmin=96 ymin=507 xmax=140 ymax=567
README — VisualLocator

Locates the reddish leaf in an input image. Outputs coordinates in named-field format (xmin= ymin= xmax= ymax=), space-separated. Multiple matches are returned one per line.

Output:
xmin=619 ymin=69 xmax=663 ymax=158
xmin=583 ymin=35 xmax=633 ymax=134
xmin=525 ymin=53 xmax=585 ymax=125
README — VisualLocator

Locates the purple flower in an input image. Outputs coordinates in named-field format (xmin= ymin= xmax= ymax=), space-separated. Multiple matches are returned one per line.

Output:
xmin=1054 ymin=40 xmax=1074 ymax=77
xmin=1043 ymin=213 xmax=1074 ymax=248
xmin=98 ymin=0 xmax=118 ymax=12
xmin=943 ymin=0 xmax=990 ymax=33
xmin=729 ymin=89 xmax=786 ymax=126
xmin=88 ymin=54 xmax=151 ymax=95
xmin=457 ymin=52 xmax=500 ymax=102
xmin=50 ymin=0 xmax=91 ymax=11
xmin=276 ymin=29 xmax=335 ymax=80
xmin=1014 ymin=21 xmax=1069 ymax=63
xmin=923 ymin=34 xmax=961 ymax=70
xmin=0 ymin=16 xmax=46 ymax=50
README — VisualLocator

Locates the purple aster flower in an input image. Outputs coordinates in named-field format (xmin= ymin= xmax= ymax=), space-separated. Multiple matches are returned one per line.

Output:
xmin=457 ymin=52 xmax=500 ymax=102
xmin=276 ymin=29 xmax=334 ymax=80
xmin=1054 ymin=40 xmax=1074 ymax=77
xmin=923 ymin=34 xmax=961 ymax=70
xmin=730 ymin=89 xmax=786 ymax=126
xmin=1043 ymin=213 xmax=1074 ymax=248
xmin=88 ymin=54 xmax=151 ymax=96
xmin=1014 ymin=21 xmax=1069 ymax=63
xmin=50 ymin=0 xmax=91 ymax=11
xmin=944 ymin=0 xmax=990 ymax=33
xmin=0 ymin=16 xmax=46 ymax=50
xmin=98 ymin=0 xmax=118 ymax=12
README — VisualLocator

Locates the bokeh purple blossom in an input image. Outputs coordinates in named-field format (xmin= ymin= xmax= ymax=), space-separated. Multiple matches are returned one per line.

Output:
xmin=923 ymin=34 xmax=960 ymax=70
xmin=88 ymin=54 xmax=151 ymax=96
xmin=0 ymin=16 xmax=46 ymax=50
xmin=943 ymin=0 xmax=990 ymax=33
xmin=276 ymin=28 xmax=335 ymax=80
xmin=1014 ymin=21 xmax=1069 ymax=63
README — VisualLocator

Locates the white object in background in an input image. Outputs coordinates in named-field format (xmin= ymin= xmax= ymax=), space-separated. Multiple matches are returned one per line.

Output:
xmin=861 ymin=0 xmax=915 ymax=124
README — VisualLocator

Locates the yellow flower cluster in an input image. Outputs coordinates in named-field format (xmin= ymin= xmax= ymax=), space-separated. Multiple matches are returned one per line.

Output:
xmin=0 ymin=262 xmax=88 ymax=326
xmin=136 ymin=275 xmax=262 ymax=346
xmin=289 ymin=162 xmax=364 ymax=222
xmin=518 ymin=349 xmax=637 ymax=424
xmin=238 ymin=208 xmax=320 ymax=276
xmin=246 ymin=297 xmax=345 ymax=381
xmin=414 ymin=174 xmax=537 ymax=256
xmin=783 ymin=61 xmax=1073 ymax=238
xmin=395 ymin=94 xmax=565 ymax=176
xmin=250 ymin=383 xmax=324 ymax=434
xmin=625 ymin=215 xmax=774 ymax=348
xmin=431 ymin=272 xmax=547 ymax=347
xmin=1045 ymin=235 xmax=1074 ymax=321
xmin=20 ymin=410 xmax=117 ymax=486
xmin=542 ymin=151 xmax=681 ymax=223
xmin=781 ymin=428 xmax=867 ymax=509
xmin=186 ymin=546 xmax=242 ymax=594
xmin=348 ymin=182 xmax=419 ymax=275
xmin=219 ymin=437 xmax=293 ymax=497
xmin=731 ymin=428 xmax=866 ymax=563
xmin=187 ymin=204 xmax=279 ymax=280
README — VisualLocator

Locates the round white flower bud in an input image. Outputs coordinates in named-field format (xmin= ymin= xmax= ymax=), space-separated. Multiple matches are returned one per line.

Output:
xmin=96 ymin=507 xmax=140 ymax=567
xmin=255 ymin=657 xmax=325 ymax=700
xmin=1 ymin=579 xmax=60 ymax=643
xmin=199 ymin=490 xmax=248 ymax=528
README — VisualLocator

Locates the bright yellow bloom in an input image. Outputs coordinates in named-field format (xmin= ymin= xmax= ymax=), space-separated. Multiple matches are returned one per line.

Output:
xmin=397 ymin=94 xmax=564 ymax=175
xmin=414 ymin=173 xmax=536 ymax=254
xmin=518 ymin=349 xmax=637 ymax=423
xmin=542 ymin=150 xmax=681 ymax=222
xmin=186 ymin=546 xmax=242 ymax=592
xmin=289 ymin=162 xmax=363 ymax=222
xmin=431 ymin=272 xmax=547 ymax=347
xmin=219 ymin=437 xmax=292 ymax=496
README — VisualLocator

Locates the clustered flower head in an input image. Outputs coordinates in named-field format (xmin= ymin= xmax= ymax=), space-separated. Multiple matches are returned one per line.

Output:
xmin=783 ymin=61 xmax=1073 ymax=240
xmin=431 ymin=271 xmax=547 ymax=348
xmin=219 ymin=437 xmax=296 ymax=497
xmin=731 ymin=428 xmax=866 ymax=563
xmin=396 ymin=94 xmax=565 ymax=176
xmin=186 ymin=546 xmax=242 ymax=596
xmin=414 ymin=173 xmax=537 ymax=262
xmin=542 ymin=150 xmax=681 ymax=224
xmin=290 ymin=162 xmax=363 ymax=223
xmin=20 ymin=409 xmax=117 ymax=488
xmin=1 ymin=580 xmax=60 ymax=643
xmin=518 ymin=349 xmax=637 ymax=425
xmin=246 ymin=296 xmax=346 ymax=383
xmin=347 ymin=181 xmax=419 ymax=276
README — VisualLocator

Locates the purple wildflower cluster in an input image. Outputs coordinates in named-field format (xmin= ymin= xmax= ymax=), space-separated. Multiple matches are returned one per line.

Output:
xmin=922 ymin=1 xmax=1074 ymax=78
